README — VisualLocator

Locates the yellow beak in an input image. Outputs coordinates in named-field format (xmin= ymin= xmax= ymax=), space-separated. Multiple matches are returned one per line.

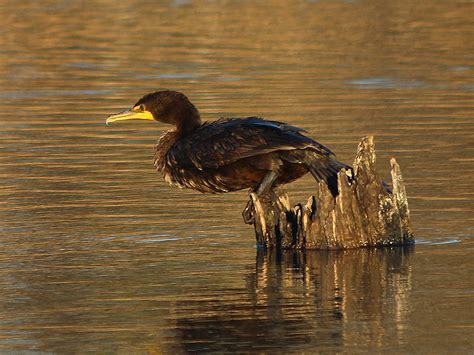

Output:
xmin=106 ymin=108 xmax=155 ymax=125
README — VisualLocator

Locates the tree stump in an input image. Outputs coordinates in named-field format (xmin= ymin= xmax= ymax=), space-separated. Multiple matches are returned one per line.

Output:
xmin=244 ymin=136 xmax=414 ymax=249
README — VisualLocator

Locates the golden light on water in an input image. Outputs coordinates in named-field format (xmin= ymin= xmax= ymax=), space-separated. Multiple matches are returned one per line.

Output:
xmin=0 ymin=0 xmax=472 ymax=352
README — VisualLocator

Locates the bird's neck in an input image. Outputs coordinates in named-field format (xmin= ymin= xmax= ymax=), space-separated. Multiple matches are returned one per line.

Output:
xmin=175 ymin=111 xmax=201 ymax=136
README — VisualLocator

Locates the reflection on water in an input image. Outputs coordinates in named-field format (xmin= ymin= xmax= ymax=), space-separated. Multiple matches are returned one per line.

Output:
xmin=174 ymin=248 xmax=414 ymax=353
xmin=0 ymin=0 xmax=473 ymax=352
xmin=0 ymin=243 xmax=414 ymax=352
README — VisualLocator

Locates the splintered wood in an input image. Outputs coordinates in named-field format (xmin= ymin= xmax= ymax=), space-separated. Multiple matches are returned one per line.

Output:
xmin=245 ymin=136 xmax=414 ymax=249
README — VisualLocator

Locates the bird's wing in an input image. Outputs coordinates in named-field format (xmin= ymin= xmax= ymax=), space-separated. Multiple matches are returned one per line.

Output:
xmin=168 ymin=117 xmax=334 ymax=170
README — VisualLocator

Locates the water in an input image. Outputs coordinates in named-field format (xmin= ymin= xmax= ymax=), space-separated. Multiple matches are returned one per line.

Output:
xmin=0 ymin=0 xmax=473 ymax=352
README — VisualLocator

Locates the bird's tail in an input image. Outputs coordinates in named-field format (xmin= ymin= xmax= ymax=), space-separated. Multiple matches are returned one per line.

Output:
xmin=309 ymin=158 xmax=352 ymax=197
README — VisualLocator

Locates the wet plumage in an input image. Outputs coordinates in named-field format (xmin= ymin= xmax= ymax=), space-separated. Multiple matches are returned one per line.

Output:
xmin=107 ymin=91 xmax=349 ymax=197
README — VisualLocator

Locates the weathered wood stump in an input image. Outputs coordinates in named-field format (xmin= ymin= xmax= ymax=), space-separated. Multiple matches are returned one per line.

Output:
xmin=244 ymin=136 xmax=414 ymax=249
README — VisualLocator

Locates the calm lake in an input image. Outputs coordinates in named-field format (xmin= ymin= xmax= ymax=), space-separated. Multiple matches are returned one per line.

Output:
xmin=0 ymin=0 xmax=472 ymax=352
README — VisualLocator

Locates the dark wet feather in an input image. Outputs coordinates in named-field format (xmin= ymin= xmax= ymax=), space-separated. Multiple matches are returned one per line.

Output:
xmin=168 ymin=117 xmax=334 ymax=170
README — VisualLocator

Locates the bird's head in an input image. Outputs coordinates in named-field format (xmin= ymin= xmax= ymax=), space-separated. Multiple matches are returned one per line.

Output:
xmin=106 ymin=90 xmax=201 ymax=132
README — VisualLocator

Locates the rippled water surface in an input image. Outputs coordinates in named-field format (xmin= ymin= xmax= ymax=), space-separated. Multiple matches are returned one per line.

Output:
xmin=0 ymin=0 xmax=473 ymax=352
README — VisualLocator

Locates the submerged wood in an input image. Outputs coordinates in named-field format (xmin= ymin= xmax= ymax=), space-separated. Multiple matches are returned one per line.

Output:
xmin=244 ymin=136 xmax=414 ymax=249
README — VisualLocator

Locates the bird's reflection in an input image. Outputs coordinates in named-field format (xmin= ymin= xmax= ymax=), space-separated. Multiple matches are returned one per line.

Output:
xmin=174 ymin=246 xmax=414 ymax=352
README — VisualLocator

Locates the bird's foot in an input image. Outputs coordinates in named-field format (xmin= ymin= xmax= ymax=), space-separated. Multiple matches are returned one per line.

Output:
xmin=382 ymin=180 xmax=393 ymax=194
xmin=242 ymin=199 xmax=255 ymax=224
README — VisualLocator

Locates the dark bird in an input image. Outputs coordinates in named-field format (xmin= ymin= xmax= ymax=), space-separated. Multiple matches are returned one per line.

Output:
xmin=106 ymin=91 xmax=350 ymax=212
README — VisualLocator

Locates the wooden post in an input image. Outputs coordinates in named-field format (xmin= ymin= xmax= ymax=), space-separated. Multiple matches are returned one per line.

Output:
xmin=244 ymin=136 xmax=414 ymax=249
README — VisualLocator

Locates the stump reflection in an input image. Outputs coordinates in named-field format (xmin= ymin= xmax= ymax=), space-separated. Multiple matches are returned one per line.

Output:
xmin=173 ymin=247 xmax=414 ymax=352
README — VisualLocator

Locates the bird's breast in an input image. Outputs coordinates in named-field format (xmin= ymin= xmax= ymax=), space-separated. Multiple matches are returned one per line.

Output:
xmin=154 ymin=147 xmax=266 ymax=194
xmin=153 ymin=136 xmax=220 ymax=192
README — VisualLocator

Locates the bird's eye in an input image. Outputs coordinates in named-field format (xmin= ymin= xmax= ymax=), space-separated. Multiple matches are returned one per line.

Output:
xmin=139 ymin=104 xmax=145 ymax=111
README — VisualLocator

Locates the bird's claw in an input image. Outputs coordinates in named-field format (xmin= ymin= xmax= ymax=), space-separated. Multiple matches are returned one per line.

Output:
xmin=242 ymin=200 xmax=255 ymax=224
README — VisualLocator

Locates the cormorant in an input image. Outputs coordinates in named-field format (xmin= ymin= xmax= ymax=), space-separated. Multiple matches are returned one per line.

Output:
xmin=106 ymin=91 xmax=349 ymax=203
